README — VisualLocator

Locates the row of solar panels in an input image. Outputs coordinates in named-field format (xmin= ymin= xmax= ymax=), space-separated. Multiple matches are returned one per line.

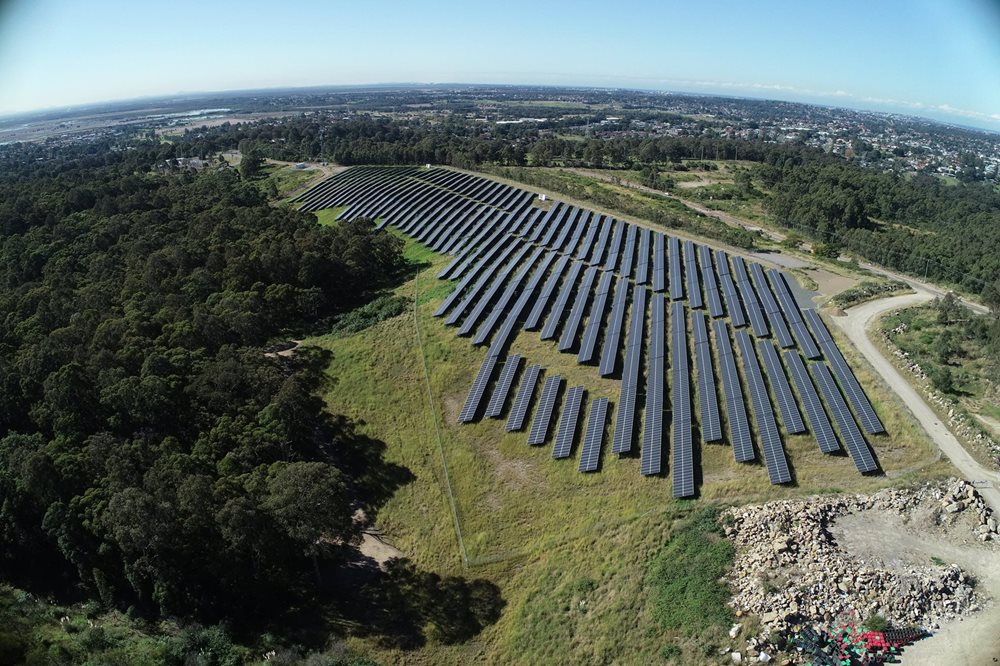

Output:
xmin=458 ymin=354 xmax=610 ymax=473
xmin=455 ymin=305 xmax=880 ymax=494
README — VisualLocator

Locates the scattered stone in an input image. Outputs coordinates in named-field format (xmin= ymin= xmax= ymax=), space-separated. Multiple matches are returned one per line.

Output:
xmin=729 ymin=623 xmax=743 ymax=639
xmin=731 ymin=651 xmax=743 ymax=664
xmin=724 ymin=479 xmax=993 ymax=640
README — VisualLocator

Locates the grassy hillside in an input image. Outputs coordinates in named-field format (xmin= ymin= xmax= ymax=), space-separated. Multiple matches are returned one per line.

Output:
xmin=304 ymin=234 xmax=950 ymax=664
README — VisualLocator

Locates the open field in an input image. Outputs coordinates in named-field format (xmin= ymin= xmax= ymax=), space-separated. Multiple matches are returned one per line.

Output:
xmin=303 ymin=228 xmax=950 ymax=663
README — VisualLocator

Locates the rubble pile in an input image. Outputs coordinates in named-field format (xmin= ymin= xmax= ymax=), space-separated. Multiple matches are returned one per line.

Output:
xmin=724 ymin=480 xmax=997 ymax=637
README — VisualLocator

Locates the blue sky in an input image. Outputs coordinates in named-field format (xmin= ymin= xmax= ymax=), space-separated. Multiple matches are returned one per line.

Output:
xmin=1 ymin=0 xmax=999 ymax=129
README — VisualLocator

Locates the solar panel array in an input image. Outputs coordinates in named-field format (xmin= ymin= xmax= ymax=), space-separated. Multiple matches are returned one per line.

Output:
xmin=299 ymin=166 xmax=890 ymax=485
xmin=671 ymin=302 xmax=695 ymax=497
xmin=693 ymin=312 xmax=723 ymax=443
xmin=485 ymin=355 xmax=522 ymax=418
xmin=553 ymin=386 xmax=585 ymax=459
xmin=641 ymin=294 xmax=665 ymax=475
xmin=506 ymin=364 xmax=542 ymax=432
xmin=528 ymin=375 xmax=563 ymax=445
xmin=735 ymin=331 xmax=792 ymax=484
xmin=613 ymin=286 xmax=646 ymax=455
xmin=757 ymin=341 xmax=806 ymax=434
xmin=714 ymin=320 xmax=755 ymax=463
xmin=783 ymin=350 xmax=840 ymax=454
xmin=579 ymin=398 xmax=609 ymax=472
xmin=810 ymin=363 xmax=879 ymax=473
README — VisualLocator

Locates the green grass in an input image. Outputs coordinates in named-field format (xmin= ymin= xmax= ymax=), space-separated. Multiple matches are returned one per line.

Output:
xmin=312 ymin=207 xmax=348 ymax=226
xmin=299 ymin=232 xmax=948 ymax=664
xmin=260 ymin=163 xmax=323 ymax=198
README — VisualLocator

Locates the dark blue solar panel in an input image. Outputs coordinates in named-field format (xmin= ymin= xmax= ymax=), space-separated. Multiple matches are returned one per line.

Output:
xmin=559 ymin=266 xmax=599 ymax=351
xmin=485 ymin=355 xmax=522 ymax=418
xmin=620 ymin=224 xmax=638 ymax=279
xmin=579 ymin=398 xmax=609 ymax=472
xmin=578 ymin=271 xmax=614 ymax=363
xmin=458 ymin=355 xmax=498 ymax=423
xmin=713 ymin=319 xmax=755 ymax=462
xmin=506 ymin=364 xmax=542 ymax=431
xmin=757 ymin=340 xmax=806 ymax=434
xmin=635 ymin=228 xmax=651 ymax=285
xmin=669 ymin=236 xmax=684 ymax=300
xmin=672 ymin=302 xmax=695 ymax=496
xmin=524 ymin=255 xmax=570 ymax=330
xmin=552 ymin=386 xmax=585 ymax=459
xmin=810 ymin=362 xmax=879 ymax=472
xmin=541 ymin=261 xmax=585 ymax=340
xmin=599 ymin=278 xmax=630 ymax=376
xmin=684 ymin=240 xmax=703 ymax=308
xmin=603 ymin=220 xmax=624 ymax=271
xmin=527 ymin=375 xmax=563 ymax=445
xmin=820 ymin=340 xmax=886 ymax=434
xmin=735 ymin=331 xmax=791 ymax=484
xmin=783 ymin=351 xmax=840 ymax=454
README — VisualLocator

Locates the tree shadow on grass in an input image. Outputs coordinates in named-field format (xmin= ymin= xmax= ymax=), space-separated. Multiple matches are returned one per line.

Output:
xmin=325 ymin=554 xmax=505 ymax=650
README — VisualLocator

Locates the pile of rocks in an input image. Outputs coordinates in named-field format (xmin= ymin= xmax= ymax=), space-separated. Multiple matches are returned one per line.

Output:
xmin=723 ymin=481 xmax=996 ymax=640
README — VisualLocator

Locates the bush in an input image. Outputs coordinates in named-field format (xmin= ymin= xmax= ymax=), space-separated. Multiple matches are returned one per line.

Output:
xmin=864 ymin=613 xmax=888 ymax=632
xmin=648 ymin=508 xmax=735 ymax=633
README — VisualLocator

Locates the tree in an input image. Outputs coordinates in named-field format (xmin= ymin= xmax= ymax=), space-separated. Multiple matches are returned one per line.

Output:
xmin=936 ymin=329 xmax=959 ymax=364
xmin=239 ymin=146 xmax=264 ymax=180
xmin=929 ymin=366 xmax=954 ymax=393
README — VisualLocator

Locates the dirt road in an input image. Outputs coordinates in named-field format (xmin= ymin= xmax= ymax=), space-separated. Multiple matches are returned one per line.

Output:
xmin=830 ymin=292 xmax=1000 ymax=512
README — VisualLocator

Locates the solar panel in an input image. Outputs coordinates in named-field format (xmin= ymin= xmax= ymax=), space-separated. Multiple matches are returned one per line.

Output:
xmin=684 ymin=241 xmax=703 ymax=308
xmin=458 ymin=355 xmax=498 ymax=423
xmin=736 ymin=275 xmax=769 ymax=337
xmin=803 ymin=308 xmax=833 ymax=344
xmin=820 ymin=340 xmax=886 ymax=434
xmin=612 ymin=286 xmax=647 ymax=454
xmin=652 ymin=232 xmax=666 ymax=293
xmin=527 ymin=375 xmax=563 ymax=445
xmin=671 ymin=302 xmax=695 ymax=496
xmin=765 ymin=309 xmax=795 ymax=348
xmin=589 ymin=216 xmax=612 ymax=265
xmin=541 ymin=261 xmax=585 ymax=340
xmin=552 ymin=207 xmax=581 ymax=253
xmin=563 ymin=210 xmax=591 ymax=255
xmin=552 ymin=386 xmax=585 ymax=459
xmin=578 ymin=398 xmax=609 ymax=472
xmin=473 ymin=247 xmax=545 ymax=345
xmin=635 ymin=228 xmax=651 ymax=285
xmin=558 ymin=266 xmax=599 ymax=351
xmin=720 ymin=271 xmax=747 ymax=327
xmin=457 ymin=244 xmax=533 ymax=335
xmin=575 ymin=215 xmax=600 ymax=260
xmin=713 ymin=320 xmax=755 ymax=462
xmin=790 ymin=320 xmax=822 ymax=359
xmin=669 ymin=236 xmax=684 ymax=300
xmin=506 ymin=364 xmax=542 ymax=431
xmin=542 ymin=205 xmax=574 ymax=248
xmin=693 ymin=312 xmax=723 ymax=443
xmin=578 ymin=271 xmax=614 ymax=363
xmin=620 ymin=224 xmax=637 ymax=279
xmin=604 ymin=220 xmax=624 ymax=271
xmin=485 ymin=355 xmax=522 ymax=418
xmin=599 ymin=278 xmax=630 ymax=376
xmin=783 ymin=351 xmax=840 ymax=454
xmin=735 ymin=331 xmax=791 ymax=484
xmin=641 ymin=355 xmax=664 ymax=475
xmin=524 ymin=255 xmax=570 ymax=330
xmin=757 ymin=340 xmax=806 ymax=434
xmin=530 ymin=202 xmax=563 ymax=244
xmin=810 ymin=362 xmax=879 ymax=473
xmin=488 ymin=251 xmax=559 ymax=357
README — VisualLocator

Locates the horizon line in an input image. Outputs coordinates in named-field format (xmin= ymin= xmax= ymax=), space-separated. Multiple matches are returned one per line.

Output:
xmin=1 ymin=80 xmax=998 ymax=136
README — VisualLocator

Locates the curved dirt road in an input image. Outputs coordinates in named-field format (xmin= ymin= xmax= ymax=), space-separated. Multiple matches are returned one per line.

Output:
xmin=830 ymin=292 xmax=1000 ymax=512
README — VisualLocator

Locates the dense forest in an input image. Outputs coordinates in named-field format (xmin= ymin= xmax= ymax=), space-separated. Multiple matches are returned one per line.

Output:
xmin=0 ymin=140 xmax=502 ymax=661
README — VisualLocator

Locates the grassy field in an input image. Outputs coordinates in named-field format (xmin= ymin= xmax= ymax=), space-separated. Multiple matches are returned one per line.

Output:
xmin=313 ymin=207 xmax=347 ymax=226
xmin=259 ymin=162 xmax=325 ymax=198
xmin=302 ymin=232 xmax=950 ymax=664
